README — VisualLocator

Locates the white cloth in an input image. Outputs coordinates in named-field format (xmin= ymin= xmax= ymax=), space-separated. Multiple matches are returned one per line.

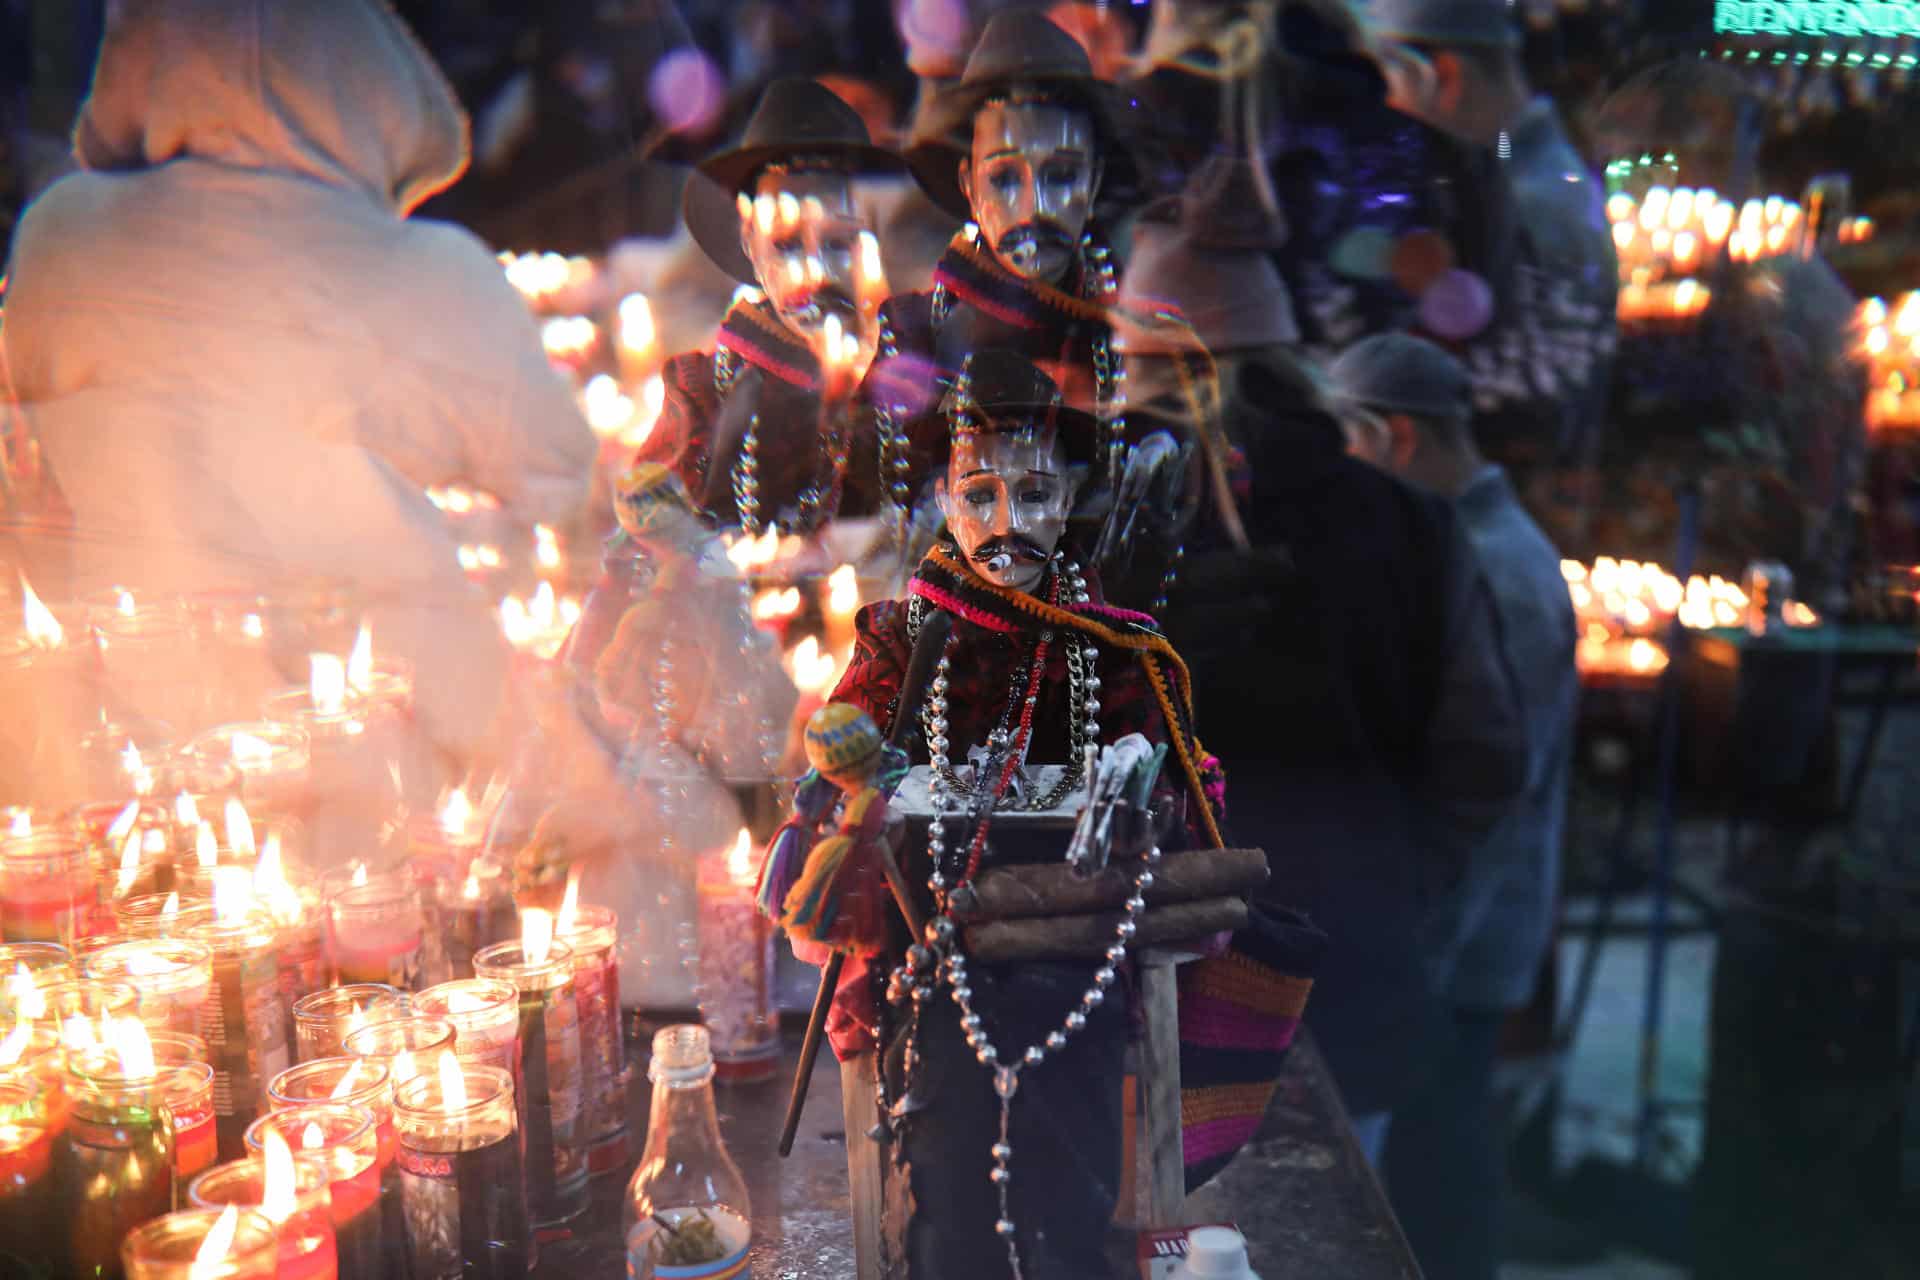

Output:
xmin=3 ymin=0 xmax=595 ymax=761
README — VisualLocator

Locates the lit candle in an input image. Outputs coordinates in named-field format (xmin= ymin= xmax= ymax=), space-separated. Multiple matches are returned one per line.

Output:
xmin=186 ymin=903 xmax=288 ymax=1160
xmin=158 ymin=1057 xmax=221 ymax=1186
xmin=266 ymin=1056 xmax=402 ymax=1279
xmin=245 ymin=1104 xmax=383 ymax=1280
xmin=325 ymin=875 xmax=424 ymax=989
xmin=411 ymin=979 xmax=519 ymax=1074
xmin=555 ymin=876 xmax=628 ymax=1174
xmin=90 ymin=594 xmax=200 ymax=738
xmin=0 ymin=941 xmax=73 ymax=994
xmin=695 ymin=829 xmax=778 ymax=1081
xmin=340 ymin=1015 xmax=456 ymax=1090
xmin=290 ymin=985 xmax=406 ymax=1063
xmin=393 ymin=1055 xmax=530 ymax=1280
xmin=0 ymin=575 xmax=93 ymax=812
xmin=113 ymin=891 xmax=217 ymax=941
xmin=120 ymin=1204 xmax=280 ymax=1280
xmin=0 ymin=828 xmax=93 ymax=945
xmin=250 ymin=833 xmax=324 ymax=1041
xmin=184 ymin=724 xmax=311 ymax=827
xmin=187 ymin=1131 xmax=339 ymax=1280
xmin=59 ymin=1020 xmax=175 ymax=1279
xmin=617 ymin=291 xmax=659 ymax=383
xmin=0 ymin=1070 xmax=60 ymax=1271
xmin=472 ymin=916 xmax=587 ymax=1226
xmin=36 ymin=977 xmax=139 ymax=1051
xmin=84 ymin=938 xmax=215 ymax=1034
xmin=433 ymin=858 xmax=517 ymax=982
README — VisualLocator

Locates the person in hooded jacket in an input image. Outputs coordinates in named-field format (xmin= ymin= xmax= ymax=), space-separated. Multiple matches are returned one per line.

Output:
xmin=3 ymin=0 xmax=596 ymax=774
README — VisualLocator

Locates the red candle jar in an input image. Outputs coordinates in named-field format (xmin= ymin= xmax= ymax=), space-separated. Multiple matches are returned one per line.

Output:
xmin=0 ymin=1071 xmax=60 ymax=1272
xmin=0 ymin=941 xmax=73 ymax=1004
xmin=291 ymin=985 xmax=405 ymax=1063
xmin=558 ymin=903 xmax=630 ymax=1173
xmin=121 ymin=1205 xmax=279 ymax=1280
xmin=59 ymin=1040 xmax=177 ymax=1279
xmin=189 ymin=1150 xmax=339 ymax=1280
xmin=84 ymin=939 xmax=214 ymax=1034
xmin=186 ymin=912 xmax=289 ymax=1159
xmin=268 ymin=1056 xmax=405 ymax=1280
xmin=245 ymin=1104 xmax=382 ymax=1280
xmin=326 ymin=877 xmax=424 ymax=990
xmin=159 ymin=1060 xmax=219 ymax=1190
xmin=0 ymin=832 xmax=91 ymax=945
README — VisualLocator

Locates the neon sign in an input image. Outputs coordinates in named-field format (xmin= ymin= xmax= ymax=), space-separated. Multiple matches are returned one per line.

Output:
xmin=1715 ymin=1 xmax=1920 ymax=37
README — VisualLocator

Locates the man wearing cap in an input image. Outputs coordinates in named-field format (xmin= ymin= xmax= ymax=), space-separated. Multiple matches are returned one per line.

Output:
xmin=827 ymin=348 xmax=1226 ymax=1276
xmin=1331 ymin=332 xmax=1577 ymax=1280
xmin=866 ymin=9 xmax=1143 ymax=534
xmin=1355 ymin=0 xmax=1617 ymax=473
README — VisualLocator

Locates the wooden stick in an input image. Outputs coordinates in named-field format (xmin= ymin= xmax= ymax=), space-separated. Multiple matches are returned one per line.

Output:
xmin=779 ymin=949 xmax=843 ymax=1157
xmin=962 ymin=896 xmax=1249 ymax=962
xmin=949 ymin=847 xmax=1268 ymax=922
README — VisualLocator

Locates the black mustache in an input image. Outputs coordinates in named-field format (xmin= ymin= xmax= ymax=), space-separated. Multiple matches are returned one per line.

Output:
xmin=780 ymin=287 xmax=857 ymax=320
xmin=995 ymin=223 xmax=1072 ymax=260
xmin=971 ymin=537 xmax=1049 ymax=565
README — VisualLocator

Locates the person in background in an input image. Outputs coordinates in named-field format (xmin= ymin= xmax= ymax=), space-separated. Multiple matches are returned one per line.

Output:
xmin=1330 ymin=333 xmax=1577 ymax=1280
xmin=1354 ymin=0 xmax=1616 ymax=489
xmin=1167 ymin=342 xmax=1528 ymax=1165
xmin=2 ymin=0 xmax=595 ymax=777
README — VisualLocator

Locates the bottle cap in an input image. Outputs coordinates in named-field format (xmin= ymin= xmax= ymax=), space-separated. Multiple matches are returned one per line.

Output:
xmin=1179 ymin=1226 xmax=1257 ymax=1279
xmin=649 ymin=1024 xmax=715 ymax=1085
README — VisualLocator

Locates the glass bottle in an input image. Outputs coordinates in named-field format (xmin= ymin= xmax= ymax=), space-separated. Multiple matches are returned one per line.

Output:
xmin=624 ymin=1025 xmax=751 ymax=1278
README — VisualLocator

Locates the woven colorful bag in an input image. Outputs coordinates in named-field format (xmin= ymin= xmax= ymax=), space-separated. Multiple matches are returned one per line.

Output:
xmin=1178 ymin=902 xmax=1326 ymax=1191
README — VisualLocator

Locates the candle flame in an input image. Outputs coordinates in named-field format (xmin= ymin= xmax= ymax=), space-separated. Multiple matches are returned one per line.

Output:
xmin=197 ymin=822 xmax=219 ymax=870
xmin=828 ymin=564 xmax=858 ymax=615
xmin=61 ymin=1012 xmax=99 ymax=1053
xmin=161 ymin=891 xmax=181 ymax=924
xmin=121 ymin=742 xmax=154 ymax=796
xmin=725 ymin=526 xmax=786 ymax=572
xmin=750 ymin=587 xmax=802 ymax=622
xmin=5 ymin=965 xmax=43 ymax=1021
xmin=5 ymin=811 xmax=26 ymax=838
xmin=175 ymin=791 xmax=200 ymax=830
xmin=309 ymin=653 xmax=348 ymax=716
xmin=439 ymin=787 xmax=474 ymax=838
xmin=726 ymin=827 xmax=755 ymax=886
xmin=19 ymin=574 xmax=63 ymax=649
xmin=784 ymin=635 xmax=839 ymax=694
xmin=344 ymin=622 xmax=374 ymax=695
xmin=300 ymin=1121 xmax=325 ymax=1151
xmin=350 ymin=863 xmax=368 ymax=889
xmin=253 ymin=832 xmax=301 ymax=927
xmin=230 ymin=732 xmax=275 ymax=769
xmin=115 ymin=588 xmax=136 ymax=617
xmin=107 ymin=798 xmax=141 ymax=844
xmin=439 ymin=1050 xmax=466 ymax=1109
xmin=393 ymin=1047 xmax=420 ymax=1085
xmin=329 ymin=1058 xmax=365 ymax=1100
xmin=224 ymin=797 xmax=256 ymax=859
xmin=619 ymin=292 xmax=657 ymax=355
xmin=534 ymin=524 xmax=561 ymax=572
xmin=461 ymin=872 xmax=481 ymax=901
xmin=557 ymin=868 xmax=580 ymax=936
xmin=241 ymin=613 xmax=265 ymax=640
xmin=110 ymin=1015 xmax=156 ymax=1078
xmin=521 ymin=907 xmax=555 ymax=966
xmin=115 ymin=826 xmax=145 ymax=898
xmin=192 ymin=1204 xmax=241 ymax=1276
xmin=261 ymin=1127 xmax=298 ymax=1223
xmin=212 ymin=865 xmax=255 ymax=925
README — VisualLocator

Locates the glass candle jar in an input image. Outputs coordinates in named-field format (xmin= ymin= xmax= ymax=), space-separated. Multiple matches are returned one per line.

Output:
xmin=0 ymin=940 xmax=73 ymax=992
xmin=558 ymin=903 xmax=629 ymax=1174
xmin=0 ymin=831 xmax=92 ymax=945
xmin=186 ymin=913 xmax=288 ymax=1159
xmin=245 ymin=1104 xmax=382 ymax=1280
xmin=432 ymin=858 xmax=517 ymax=983
xmin=121 ymin=1205 xmax=279 ymax=1280
xmin=59 ymin=1042 xmax=177 ymax=1278
xmin=185 ymin=723 xmax=312 ymax=823
xmin=327 ymin=878 xmax=424 ymax=990
xmin=189 ymin=1151 xmax=338 ymax=1280
xmin=412 ymin=978 xmax=519 ymax=1073
xmin=393 ymin=1061 xmax=529 ymax=1280
xmin=0 ymin=1071 xmax=61 ymax=1272
xmin=267 ymin=1056 xmax=402 ymax=1280
xmin=696 ymin=837 xmax=778 ymax=1081
xmin=112 ymin=891 xmax=215 ymax=940
xmin=37 ymin=977 xmax=139 ymax=1050
xmin=291 ymin=985 xmax=406 ymax=1063
xmin=473 ymin=938 xmax=587 ymax=1225
xmin=340 ymin=1015 xmax=454 ymax=1089
xmin=84 ymin=938 xmax=215 ymax=1034
xmin=159 ymin=1059 xmax=219 ymax=1189
xmin=91 ymin=596 xmax=203 ymax=739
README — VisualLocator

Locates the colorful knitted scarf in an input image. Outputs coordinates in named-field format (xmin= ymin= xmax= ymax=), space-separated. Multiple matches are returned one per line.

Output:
xmin=931 ymin=234 xmax=1112 ymax=334
xmin=908 ymin=543 xmax=1225 ymax=848
xmin=715 ymin=297 xmax=821 ymax=391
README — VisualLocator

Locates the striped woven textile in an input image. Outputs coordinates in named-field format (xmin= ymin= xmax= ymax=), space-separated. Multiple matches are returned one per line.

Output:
xmin=1179 ymin=903 xmax=1326 ymax=1191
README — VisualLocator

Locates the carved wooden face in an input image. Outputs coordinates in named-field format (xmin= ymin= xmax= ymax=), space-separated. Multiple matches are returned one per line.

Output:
xmin=738 ymin=167 xmax=862 ymax=343
xmin=959 ymin=97 xmax=1100 ymax=285
xmin=937 ymin=427 xmax=1078 ymax=594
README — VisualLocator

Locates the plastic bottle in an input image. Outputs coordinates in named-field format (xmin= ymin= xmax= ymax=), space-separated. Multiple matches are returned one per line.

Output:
xmin=1168 ymin=1225 xmax=1263 ymax=1280
xmin=624 ymin=1024 xmax=752 ymax=1278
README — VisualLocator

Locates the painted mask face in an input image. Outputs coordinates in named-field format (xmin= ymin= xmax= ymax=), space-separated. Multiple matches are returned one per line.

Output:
xmin=960 ymin=97 xmax=1099 ymax=285
xmin=739 ymin=167 xmax=864 ymax=345
xmin=938 ymin=428 xmax=1077 ymax=594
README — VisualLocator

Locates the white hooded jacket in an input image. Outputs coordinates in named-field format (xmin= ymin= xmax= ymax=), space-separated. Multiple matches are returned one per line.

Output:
xmin=3 ymin=0 xmax=595 ymax=760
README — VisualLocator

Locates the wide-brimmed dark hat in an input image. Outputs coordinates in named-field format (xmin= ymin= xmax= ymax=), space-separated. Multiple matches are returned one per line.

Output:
xmin=938 ymin=348 xmax=1102 ymax=468
xmin=905 ymin=10 xmax=1131 ymax=220
xmin=684 ymin=77 xmax=901 ymax=280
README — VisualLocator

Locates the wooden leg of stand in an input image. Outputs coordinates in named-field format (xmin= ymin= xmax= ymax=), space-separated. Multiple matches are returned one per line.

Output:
xmin=1139 ymin=956 xmax=1187 ymax=1225
xmin=841 ymin=1053 xmax=885 ymax=1280
xmin=780 ymin=950 xmax=844 ymax=1157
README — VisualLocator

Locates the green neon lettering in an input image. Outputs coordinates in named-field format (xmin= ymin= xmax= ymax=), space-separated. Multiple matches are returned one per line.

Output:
xmin=1713 ymin=0 xmax=1920 ymax=35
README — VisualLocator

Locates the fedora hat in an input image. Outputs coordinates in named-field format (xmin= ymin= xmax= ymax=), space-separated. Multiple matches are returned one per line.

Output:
xmin=939 ymin=348 xmax=1102 ymax=468
xmin=904 ymin=10 xmax=1131 ymax=220
xmin=684 ymin=77 xmax=901 ymax=280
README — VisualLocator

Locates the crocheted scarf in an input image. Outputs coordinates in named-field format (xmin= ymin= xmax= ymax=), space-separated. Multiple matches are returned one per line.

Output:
xmin=930 ymin=233 xmax=1110 ymax=333
xmin=714 ymin=297 xmax=821 ymax=391
xmin=908 ymin=543 xmax=1225 ymax=848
